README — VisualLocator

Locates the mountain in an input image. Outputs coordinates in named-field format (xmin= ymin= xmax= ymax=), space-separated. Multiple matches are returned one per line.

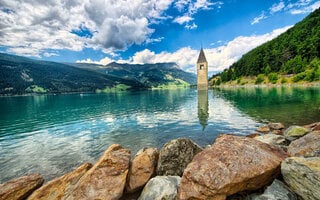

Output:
xmin=0 ymin=53 xmax=145 ymax=95
xmin=212 ymin=7 xmax=320 ymax=84
xmin=0 ymin=53 xmax=196 ymax=95
xmin=70 ymin=62 xmax=196 ymax=88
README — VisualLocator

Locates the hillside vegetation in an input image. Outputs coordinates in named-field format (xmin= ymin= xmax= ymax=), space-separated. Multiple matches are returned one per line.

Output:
xmin=211 ymin=7 xmax=320 ymax=86
xmin=72 ymin=62 xmax=196 ymax=89
xmin=0 ymin=53 xmax=195 ymax=95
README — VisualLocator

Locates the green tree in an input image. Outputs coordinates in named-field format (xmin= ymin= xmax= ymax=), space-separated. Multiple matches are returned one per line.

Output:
xmin=215 ymin=78 xmax=221 ymax=85
xmin=255 ymin=74 xmax=265 ymax=84
xmin=268 ymin=72 xmax=279 ymax=84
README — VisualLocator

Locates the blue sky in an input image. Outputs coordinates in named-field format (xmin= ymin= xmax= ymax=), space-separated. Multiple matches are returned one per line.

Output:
xmin=0 ymin=0 xmax=319 ymax=75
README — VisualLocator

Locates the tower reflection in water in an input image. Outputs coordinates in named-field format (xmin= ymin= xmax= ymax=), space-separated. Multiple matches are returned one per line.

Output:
xmin=197 ymin=90 xmax=209 ymax=131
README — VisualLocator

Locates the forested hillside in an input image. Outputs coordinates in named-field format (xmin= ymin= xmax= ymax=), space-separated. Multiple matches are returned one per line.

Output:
xmin=0 ymin=53 xmax=196 ymax=95
xmin=0 ymin=53 xmax=145 ymax=95
xmin=212 ymin=7 xmax=320 ymax=85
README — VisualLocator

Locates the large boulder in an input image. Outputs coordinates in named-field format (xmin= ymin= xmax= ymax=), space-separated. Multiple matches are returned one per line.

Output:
xmin=138 ymin=176 xmax=181 ymax=200
xmin=284 ymin=125 xmax=309 ymax=140
xmin=281 ymin=157 xmax=320 ymax=200
xmin=27 ymin=163 xmax=92 ymax=200
xmin=66 ymin=144 xmax=131 ymax=200
xmin=247 ymin=179 xmax=297 ymax=200
xmin=0 ymin=174 xmax=44 ymax=200
xmin=126 ymin=148 xmax=159 ymax=193
xmin=177 ymin=134 xmax=288 ymax=200
xmin=287 ymin=131 xmax=320 ymax=157
xmin=157 ymin=138 xmax=202 ymax=176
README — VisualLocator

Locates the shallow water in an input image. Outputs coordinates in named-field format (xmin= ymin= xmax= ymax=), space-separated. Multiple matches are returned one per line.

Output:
xmin=0 ymin=87 xmax=319 ymax=182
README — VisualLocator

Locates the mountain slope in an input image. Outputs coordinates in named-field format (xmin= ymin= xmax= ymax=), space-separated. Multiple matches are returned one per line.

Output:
xmin=0 ymin=53 xmax=196 ymax=95
xmin=0 ymin=53 xmax=143 ymax=95
xmin=213 ymin=7 xmax=320 ymax=84
xmin=71 ymin=62 xmax=196 ymax=88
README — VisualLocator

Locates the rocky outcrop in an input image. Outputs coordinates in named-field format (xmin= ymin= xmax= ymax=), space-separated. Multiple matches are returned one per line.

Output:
xmin=157 ymin=138 xmax=202 ymax=176
xmin=254 ymin=133 xmax=287 ymax=146
xmin=284 ymin=125 xmax=309 ymax=140
xmin=177 ymin=134 xmax=288 ymax=200
xmin=138 ymin=176 xmax=181 ymax=200
xmin=126 ymin=148 xmax=159 ymax=193
xmin=247 ymin=179 xmax=297 ymax=200
xmin=27 ymin=163 xmax=92 ymax=200
xmin=66 ymin=144 xmax=131 ymax=200
xmin=281 ymin=157 xmax=320 ymax=200
xmin=256 ymin=123 xmax=285 ymax=135
xmin=0 ymin=174 xmax=44 ymax=200
xmin=288 ymin=131 xmax=320 ymax=157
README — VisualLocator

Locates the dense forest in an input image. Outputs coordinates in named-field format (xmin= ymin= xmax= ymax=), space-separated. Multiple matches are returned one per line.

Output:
xmin=212 ymin=7 xmax=320 ymax=85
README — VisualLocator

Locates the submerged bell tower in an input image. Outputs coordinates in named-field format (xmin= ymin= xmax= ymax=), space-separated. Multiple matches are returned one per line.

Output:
xmin=197 ymin=48 xmax=208 ymax=90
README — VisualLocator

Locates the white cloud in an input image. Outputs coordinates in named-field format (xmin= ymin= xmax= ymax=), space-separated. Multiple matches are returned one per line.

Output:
xmin=79 ymin=26 xmax=291 ymax=74
xmin=270 ymin=1 xmax=285 ymax=14
xmin=173 ymin=0 xmax=222 ymax=28
xmin=290 ymin=1 xmax=320 ymax=14
xmin=0 ymin=0 xmax=174 ymax=57
xmin=251 ymin=12 xmax=267 ymax=25
xmin=185 ymin=22 xmax=198 ymax=30
xmin=76 ymin=56 xmax=114 ymax=65
xmin=146 ymin=37 xmax=165 ymax=44
xmin=173 ymin=15 xmax=194 ymax=24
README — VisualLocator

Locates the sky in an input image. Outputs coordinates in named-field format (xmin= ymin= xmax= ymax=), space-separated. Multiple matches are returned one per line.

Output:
xmin=0 ymin=0 xmax=319 ymax=75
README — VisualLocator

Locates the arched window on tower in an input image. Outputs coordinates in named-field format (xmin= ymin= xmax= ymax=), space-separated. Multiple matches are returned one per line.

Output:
xmin=200 ymin=64 xmax=204 ymax=70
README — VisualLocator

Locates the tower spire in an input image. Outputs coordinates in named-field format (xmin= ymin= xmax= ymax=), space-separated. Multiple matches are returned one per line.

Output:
xmin=196 ymin=48 xmax=208 ymax=90
xmin=197 ymin=48 xmax=207 ymax=63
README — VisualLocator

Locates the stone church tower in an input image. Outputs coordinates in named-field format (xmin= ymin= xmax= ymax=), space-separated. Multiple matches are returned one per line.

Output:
xmin=197 ymin=48 xmax=208 ymax=90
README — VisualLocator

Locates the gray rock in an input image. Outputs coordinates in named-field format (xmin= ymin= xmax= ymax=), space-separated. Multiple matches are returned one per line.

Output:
xmin=284 ymin=126 xmax=309 ymax=140
xmin=246 ymin=179 xmax=297 ymax=200
xmin=138 ymin=176 xmax=181 ymax=200
xmin=281 ymin=157 xmax=320 ymax=200
xmin=157 ymin=138 xmax=202 ymax=176
xmin=288 ymin=131 xmax=320 ymax=157
xmin=254 ymin=133 xmax=287 ymax=146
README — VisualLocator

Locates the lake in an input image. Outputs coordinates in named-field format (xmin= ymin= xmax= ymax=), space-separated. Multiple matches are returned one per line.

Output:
xmin=0 ymin=86 xmax=319 ymax=183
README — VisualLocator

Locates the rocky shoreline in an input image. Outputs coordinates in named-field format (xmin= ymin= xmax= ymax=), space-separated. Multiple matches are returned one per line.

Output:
xmin=1 ymin=122 xmax=320 ymax=200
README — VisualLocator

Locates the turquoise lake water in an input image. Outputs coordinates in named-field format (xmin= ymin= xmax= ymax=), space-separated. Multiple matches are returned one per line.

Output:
xmin=0 ymin=87 xmax=319 ymax=182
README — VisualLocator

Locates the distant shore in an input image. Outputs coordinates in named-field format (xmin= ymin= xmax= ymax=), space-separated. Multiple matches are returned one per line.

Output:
xmin=212 ymin=81 xmax=320 ymax=89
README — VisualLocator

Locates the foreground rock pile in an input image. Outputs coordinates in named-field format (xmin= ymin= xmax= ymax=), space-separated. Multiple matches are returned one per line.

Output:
xmin=1 ymin=122 xmax=320 ymax=200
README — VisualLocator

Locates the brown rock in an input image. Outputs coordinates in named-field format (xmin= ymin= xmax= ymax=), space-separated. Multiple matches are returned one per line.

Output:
xmin=66 ymin=144 xmax=131 ymax=200
xmin=0 ymin=174 xmax=44 ymax=200
xmin=246 ymin=133 xmax=261 ymax=138
xmin=177 ymin=134 xmax=288 ymax=200
xmin=288 ymin=131 xmax=320 ymax=157
xmin=27 ymin=163 xmax=92 ymax=200
xmin=126 ymin=148 xmax=159 ymax=193
xmin=268 ymin=122 xmax=285 ymax=130
xmin=257 ymin=125 xmax=270 ymax=133
xmin=304 ymin=122 xmax=320 ymax=131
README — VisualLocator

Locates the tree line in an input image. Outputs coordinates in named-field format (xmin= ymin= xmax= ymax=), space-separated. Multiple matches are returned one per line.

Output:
xmin=212 ymin=7 xmax=320 ymax=85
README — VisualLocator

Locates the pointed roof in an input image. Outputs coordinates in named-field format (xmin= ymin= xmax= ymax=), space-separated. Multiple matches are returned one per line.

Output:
xmin=197 ymin=48 xmax=207 ymax=63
